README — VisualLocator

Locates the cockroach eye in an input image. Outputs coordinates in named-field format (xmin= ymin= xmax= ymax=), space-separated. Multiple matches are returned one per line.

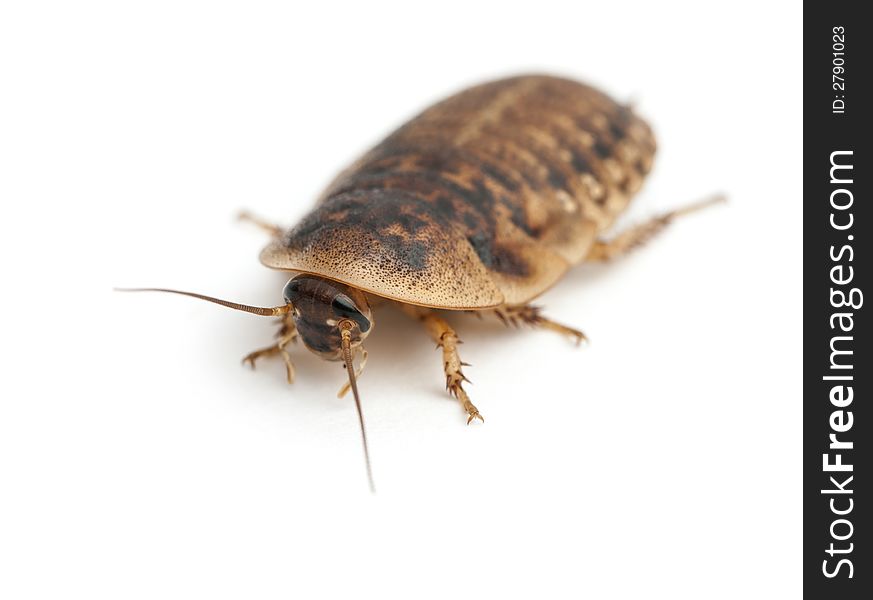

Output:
xmin=332 ymin=294 xmax=357 ymax=317
xmin=282 ymin=278 xmax=301 ymax=304
xmin=333 ymin=294 xmax=370 ymax=333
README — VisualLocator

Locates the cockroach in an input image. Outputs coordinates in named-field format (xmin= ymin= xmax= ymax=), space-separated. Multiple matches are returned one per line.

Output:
xmin=119 ymin=74 xmax=722 ymax=491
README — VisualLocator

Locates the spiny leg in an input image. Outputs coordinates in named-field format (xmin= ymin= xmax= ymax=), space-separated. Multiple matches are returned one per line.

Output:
xmin=586 ymin=193 xmax=725 ymax=262
xmin=401 ymin=306 xmax=483 ymax=424
xmin=493 ymin=305 xmax=587 ymax=346
xmin=241 ymin=315 xmax=298 ymax=383
xmin=237 ymin=210 xmax=284 ymax=238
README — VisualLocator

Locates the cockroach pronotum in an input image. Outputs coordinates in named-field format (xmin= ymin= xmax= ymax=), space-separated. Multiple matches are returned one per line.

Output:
xmin=118 ymin=74 xmax=722 ymax=490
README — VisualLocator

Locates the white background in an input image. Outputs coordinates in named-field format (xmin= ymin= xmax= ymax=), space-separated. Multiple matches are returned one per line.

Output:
xmin=1 ymin=1 xmax=802 ymax=598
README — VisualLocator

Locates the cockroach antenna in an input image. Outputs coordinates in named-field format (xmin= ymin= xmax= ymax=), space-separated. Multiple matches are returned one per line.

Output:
xmin=113 ymin=287 xmax=290 ymax=316
xmin=339 ymin=319 xmax=375 ymax=493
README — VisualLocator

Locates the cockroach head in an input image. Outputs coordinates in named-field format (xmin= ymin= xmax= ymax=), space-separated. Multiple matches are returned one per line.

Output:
xmin=282 ymin=274 xmax=373 ymax=360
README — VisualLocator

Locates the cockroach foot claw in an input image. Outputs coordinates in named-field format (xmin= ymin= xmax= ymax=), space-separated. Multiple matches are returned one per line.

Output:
xmin=242 ymin=344 xmax=296 ymax=384
xmin=570 ymin=330 xmax=588 ymax=346
xmin=466 ymin=407 xmax=484 ymax=425
xmin=449 ymin=383 xmax=483 ymax=424
xmin=241 ymin=352 xmax=262 ymax=369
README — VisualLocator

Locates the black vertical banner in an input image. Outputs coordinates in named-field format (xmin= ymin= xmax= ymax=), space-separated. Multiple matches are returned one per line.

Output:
xmin=804 ymin=2 xmax=870 ymax=597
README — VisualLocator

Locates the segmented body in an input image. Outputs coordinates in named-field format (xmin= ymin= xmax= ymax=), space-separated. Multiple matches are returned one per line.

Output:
xmin=261 ymin=75 xmax=656 ymax=309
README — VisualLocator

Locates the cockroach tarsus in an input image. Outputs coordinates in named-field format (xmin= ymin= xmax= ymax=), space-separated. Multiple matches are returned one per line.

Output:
xmin=117 ymin=74 xmax=724 ymax=490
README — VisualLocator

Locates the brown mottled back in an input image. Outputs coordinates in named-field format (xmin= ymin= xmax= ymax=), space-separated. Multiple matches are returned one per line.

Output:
xmin=261 ymin=75 xmax=656 ymax=308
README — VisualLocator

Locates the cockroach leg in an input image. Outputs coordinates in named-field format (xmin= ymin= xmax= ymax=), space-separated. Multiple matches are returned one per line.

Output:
xmin=237 ymin=210 xmax=284 ymax=238
xmin=494 ymin=305 xmax=587 ymax=346
xmin=241 ymin=316 xmax=298 ymax=384
xmin=400 ymin=305 xmax=483 ymax=424
xmin=586 ymin=194 xmax=725 ymax=262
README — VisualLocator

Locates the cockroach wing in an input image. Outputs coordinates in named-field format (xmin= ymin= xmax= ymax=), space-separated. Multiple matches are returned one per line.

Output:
xmin=262 ymin=75 xmax=656 ymax=308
